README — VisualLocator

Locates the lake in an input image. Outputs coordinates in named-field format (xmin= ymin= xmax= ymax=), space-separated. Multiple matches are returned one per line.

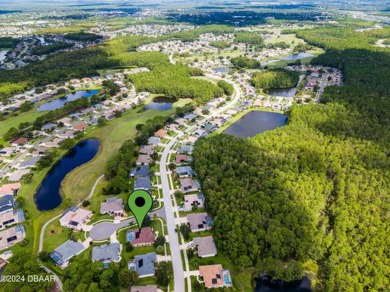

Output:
xmin=34 ymin=139 xmax=100 ymax=211
xmin=281 ymin=52 xmax=313 ymax=61
xmin=145 ymin=96 xmax=176 ymax=111
xmin=37 ymin=89 xmax=99 ymax=111
xmin=223 ymin=111 xmax=287 ymax=138
xmin=255 ymin=276 xmax=311 ymax=292
xmin=213 ymin=67 xmax=232 ymax=73
xmin=267 ymin=87 xmax=297 ymax=97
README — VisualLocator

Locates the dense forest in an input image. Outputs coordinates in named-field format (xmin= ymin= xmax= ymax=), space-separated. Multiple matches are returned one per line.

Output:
xmin=31 ymin=42 xmax=74 ymax=55
xmin=230 ymin=56 xmax=261 ymax=69
xmin=193 ymin=26 xmax=390 ymax=291
xmin=234 ymin=32 xmax=264 ymax=45
xmin=64 ymin=32 xmax=102 ymax=42
xmin=194 ymin=103 xmax=390 ymax=290
xmin=0 ymin=30 xmax=226 ymax=103
xmin=0 ymin=37 xmax=20 ymax=48
xmin=251 ymin=69 xmax=300 ymax=90
xmin=168 ymin=11 xmax=324 ymax=26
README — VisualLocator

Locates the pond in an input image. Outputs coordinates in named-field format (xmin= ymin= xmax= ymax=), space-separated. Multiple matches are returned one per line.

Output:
xmin=0 ymin=50 xmax=7 ymax=62
xmin=281 ymin=52 xmax=313 ymax=61
xmin=223 ymin=111 xmax=287 ymax=138
xmin=34 ymin=138 xmax=100 ymax=211
xmin=213 ymin=67 xmax=232 ymax=73
xmin=255 ymin=276 xmax=311 ymax=292
xmin=145 ymin=96 xmax=176 ymax=111
xmin=37 ymin=89 xmax=99 ymax=111
xmin=267 ymin=87 xmax=297 ymax=97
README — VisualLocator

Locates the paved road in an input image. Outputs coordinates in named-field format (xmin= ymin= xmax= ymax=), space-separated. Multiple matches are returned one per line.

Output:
xmin=159 ymin=75 xmax=241 ymax=292
xmin=160 ymin=137 xmax=185 ymax=292
xmin=90 ymin=219 xmax=134 ymax=240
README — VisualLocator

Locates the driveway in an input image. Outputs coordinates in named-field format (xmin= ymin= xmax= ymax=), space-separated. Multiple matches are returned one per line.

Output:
xmin=90 ymin=218 xmax=133 ymax=241
xmin=89 ymin=209 xmax=163 ymax=241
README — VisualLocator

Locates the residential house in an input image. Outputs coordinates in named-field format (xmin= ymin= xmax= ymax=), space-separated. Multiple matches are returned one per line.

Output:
xmin=42 ymin=123 xmax=57 ymax=131
xmin=175 ymin=166 xmax=194 ymax=178
xmin=0 ymin=195 xmax=15 ymax=215
xmin=179 ymin=178 xmax=200 ymax=193
xmin=50 ymin=240 xmax=85 ymax=267
xmin=175 ymin=154 xmax=192 ymax=165
xmin=154 ymin=129 xmax=167 ymax=138
xmin=0 ymin=147 xmax=17 ymax=157
xmin=6 ymin=170 xmax=31 ymax=182
xmin=193 ymin=236 xmax=217 ymax=258
xmin=186 ymin=213 xmax=212 ymax=232
xmin=126 ymin=227 xmax=156 ymax=247
xmin=183 ymin=194 xmax=205 ymax=211
xmin=73 ymin=123 xmax=88 ymax=132
xmin=92 ymin=243 xmax=122 ymax=264
xmin=130 ymin=165 xmax=150 ymax=178
xmin=59 ymin=206 xmax=92 ymax=231
xmin=131 ymin=285 xmax=158 ymax=292
xmin=100 ymin=197 xmax=125 ymax=216
xmin=184 ymin=113 xmax=197 ymax=121
xmin=199 ymin=265 xmax=232 ymax=288
xmin=177 ymin=145 xmax=194 ymax=155
xmin=139 ymin=145 xmax=155 ymax=155
xmin=136 ymin=155 xmax=152 ymax=165
xmin=0 ymin=209 xmax=24 ymax=230
xmin=134 ymin=177 xmax=151 ymax=191
xmin=148 ymin=137 xmax=160 ymax=146
xmin=11 ymin=138 xmax=28 ymax=147
xmin=0 ymin=225 xmax=25 ymax=250
xmin=0 ymin=183 xmax=21 ymax=197
xmin=18 ymin=157 xmax=40 ymax=169
xmin=128 ymin=252 xmax=157 ymax=278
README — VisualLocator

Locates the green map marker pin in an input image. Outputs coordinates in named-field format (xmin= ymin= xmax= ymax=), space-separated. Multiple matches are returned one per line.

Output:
xmin=128 ymin=189 xmax=153 ymax=228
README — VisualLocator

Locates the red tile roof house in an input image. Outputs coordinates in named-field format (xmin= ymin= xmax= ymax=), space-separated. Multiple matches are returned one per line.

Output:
xmin=175 ymin=154 xmax=192 ymax=165
xmin=73 ymin=123 xmax=88 ymax=132
xmin=11 ymin=138 xmax=28 ymax=147
xmin=126 ymin=227 xmax=156 ymax=247
xmin=154 ymin=129 xmax=167 ymax=138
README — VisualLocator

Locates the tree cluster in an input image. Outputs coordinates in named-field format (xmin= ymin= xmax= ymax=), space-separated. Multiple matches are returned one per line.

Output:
xmin=251 ymin=69 xmax=300 ymax=90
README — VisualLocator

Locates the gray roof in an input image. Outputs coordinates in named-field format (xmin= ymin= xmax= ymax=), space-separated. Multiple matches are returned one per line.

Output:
xmin=177 ymin=145 xmax=194 ymax=154
xmin=0 ymin=195 xmax=14 ymax=214
xmin=51 ymin=240 xmax=85 ymax=265
xmin=92 ymin=243 xmax=121 ymax=263
xmin=184 ymin=113 xmax=197 ymax=121
xmin=134 ymin=177 xmax=151 ymax=191
xmin=131 ymin=165 xmax=150 ymax=177
xmin=203 ymin=124 xmax=217 ymax=132
xmin=175 ymin=166 xmax=194 ymax=177
xmin=187 ymin=213 xmax=213 ymax=231
xmin=19 ymin=157 xmax=40 ymax=168
xmin=193 ymin=236 xmax=217 ymax=257
xmin=129 ymin=252 xmax=156 ymax=277
xmin=100 ymin=197 xmax=123 ymax=214
xmin=42 ymin=123 xmax=57 ymax=131
xmin=148 ymin=137 xmax=160 ymax=146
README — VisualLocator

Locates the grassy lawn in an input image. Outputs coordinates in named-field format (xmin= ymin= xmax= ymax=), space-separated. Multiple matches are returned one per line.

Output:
xmin=61 ymin=106 xmax=174 ymax=202
xmin=189 ymin=250 xmax=255 ymax=291
xmin=43 ymin=220 xmax=70 ymax=252
xmin=0 ymin=111 xmax=43 ymax=138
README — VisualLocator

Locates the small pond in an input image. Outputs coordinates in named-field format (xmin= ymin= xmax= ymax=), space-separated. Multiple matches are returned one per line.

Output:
xmin=223 ymin=111 xmax=287 ymax=138
xmin=34 ymin=139 xmax=100 ymax=211
xmin=0 ymin=50 xmax=7 ymax=62
xmin=255 ymin=276 xmax=311 ymax=292
xmin=145 ymin=96 xmax=176 ymax=111
xmin=213 ymin=67 xmax=232 ymax=73
xmin=37 ymin=89 xmax=99 ymax=111
xmin=267 ymin=87 xmax=297 ymax=97
xmin=281 ymin=52 xmax=313 ymax=61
